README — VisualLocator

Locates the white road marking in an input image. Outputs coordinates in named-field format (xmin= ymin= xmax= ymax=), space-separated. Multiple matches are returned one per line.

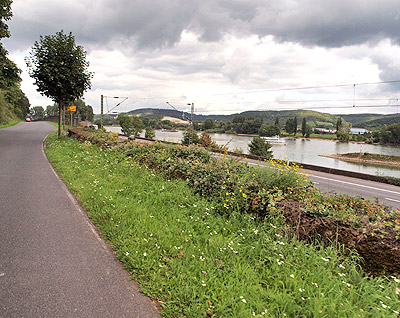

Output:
xmin=310 ymin=175 xmax=400 ymax=196
xmin=385 ymin=198 xmax=400 ymax=203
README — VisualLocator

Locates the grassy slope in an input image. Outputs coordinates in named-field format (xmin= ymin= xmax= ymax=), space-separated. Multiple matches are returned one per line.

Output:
xmin=45 ymin=132 xmax=400 ymax=318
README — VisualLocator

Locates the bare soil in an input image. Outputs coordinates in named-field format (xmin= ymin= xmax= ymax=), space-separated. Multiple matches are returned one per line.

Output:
xmin=280 ymin=201 xmax=400 ymax=276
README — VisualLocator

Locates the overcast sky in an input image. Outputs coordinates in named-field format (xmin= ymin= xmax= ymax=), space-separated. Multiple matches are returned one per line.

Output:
xmin=3 ymin=0 xmax=400 ymax=115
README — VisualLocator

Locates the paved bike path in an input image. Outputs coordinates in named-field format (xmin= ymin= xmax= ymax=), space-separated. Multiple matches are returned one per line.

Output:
xmin=0 ymin=122 xmax=160 ymax=317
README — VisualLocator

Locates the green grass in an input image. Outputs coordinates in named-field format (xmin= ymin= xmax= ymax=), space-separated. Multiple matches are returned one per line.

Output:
xmin=45 ymin=132 xmax=400 ymax=317
xmin=0 ymin=120 xmax=20 ymax=129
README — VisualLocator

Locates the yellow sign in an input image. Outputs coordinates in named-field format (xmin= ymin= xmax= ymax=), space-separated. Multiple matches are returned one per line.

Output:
xmin=68 ymin=106 xmax=76 ymax=112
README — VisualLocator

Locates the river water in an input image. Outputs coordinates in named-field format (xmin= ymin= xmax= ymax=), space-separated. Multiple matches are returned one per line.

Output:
xmin=106 ymin=127 xmax=400 ymax=178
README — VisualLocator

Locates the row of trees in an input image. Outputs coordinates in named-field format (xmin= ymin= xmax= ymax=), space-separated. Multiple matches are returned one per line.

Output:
xmin=29 ymin=99 xmax=94 ymax=122
xmin=0 ymin=0 xmax=30 ymax=124
xmin=201 ymin=115 xmax=315 ymax=137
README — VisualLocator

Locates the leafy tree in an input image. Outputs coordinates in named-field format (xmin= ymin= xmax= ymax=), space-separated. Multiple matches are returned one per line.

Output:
xmin=336 ymin=118 xmax=343 ymax=136
xmin=26 ymin=30 xmax=93 ymax=137
xmin=337 ymin=122 xmax=352 ymax=142
xmin=248 ymin=137 xmax=273 ymax=158
xmin=45 ymin=104 xmax=58 ymax=117
xmin=274 ymin=118 xmax=280 ymax=135
xmin=0 ymin=0 xmax=12 ymax=39
xmin=259 ymin=124 xmax=280 ymax=137
xmin=0 ymin=45 xmax=21 ymax=89
xmin=118 ymin=114 xmax=134 ymax=136
xmin=67 ymin=99 xmax=93 ymax=122
xmin=301 ymin=118 xmax=307 ymax=136
xmin=145 ymin=126 xmax=155 ymax=139
xmin=132 ymin=115 xmax=144 ymax=136
xmin=182 ymin=128 xmax=199 ymax=145
xmin=30 ymin=106 xmax=45 ymax=121
xmin=285 ymin=118 xmax=297 ymax=135
xmin=305 ymin=125 xmax=313 ymax=138
xmin=203 ymin=118 xmax=215 ymax=130
xmin=378 ymin=123 xmax=400 ymax=144
xmin=4 ymin=85 xmax=30 ymax=118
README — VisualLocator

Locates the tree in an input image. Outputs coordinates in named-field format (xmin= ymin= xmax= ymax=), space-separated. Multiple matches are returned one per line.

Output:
xmin=285 ymin=118 xmax=297 ymax=135
xmin=274 ymin=118 xmax=280 ymax=135
xmin=181 ymin=128 xmax=199 ymax=145
xmin=337 ymin=122 xmax=352 ymax=142
xmin=30 ymin=106 xmax=45 ymax=121
xmin=301 ymin=118 xmax=307 ymax=136
xmin=305 ymin=125 xmax=313 ymax=138
xmin=45 ymin=104 xmax=59 ymax=117
xmin=249 ymin=137 xmax=273 ymax=158
xmin=336 ymin=118 xmax=343 ymax=136
xmin=203 ymin=118 xmax=215 ymax=130
xmin=145 ymin=126 xmax=156 ymax=139
xmin=26 ymin=30 xmax=93 ymax=137
xmin=0 ymin=0 xmax=12 ymax=39
xmin=132 ymin=116 xmax=144 ymax=136
xmin=118 ymin=114 xmax=134 ymax=136
xmin=259 ymin=124 xmax=280 ymax=137
xmin=71 ymin=99 xmax=94 ymax=122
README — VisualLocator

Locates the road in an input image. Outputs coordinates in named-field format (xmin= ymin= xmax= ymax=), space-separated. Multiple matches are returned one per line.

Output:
xmin=305 ymin=169 xmax=400 ymax=209
xmin=0 ymin=122 xmax=160 ymax=317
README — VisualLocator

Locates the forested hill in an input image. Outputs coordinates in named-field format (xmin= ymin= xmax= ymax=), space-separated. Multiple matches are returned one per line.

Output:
xmin=126 ymin=108 xmax=398 ymax=129
xmin=127 ymin=108 xmax=341 ymax=128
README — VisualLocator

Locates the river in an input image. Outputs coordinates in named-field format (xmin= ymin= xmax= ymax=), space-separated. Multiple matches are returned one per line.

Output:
xmin=105 ymin=127 xmax=400 ymax=178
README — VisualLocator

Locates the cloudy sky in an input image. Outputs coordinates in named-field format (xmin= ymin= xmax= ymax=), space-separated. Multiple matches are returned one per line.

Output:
xmin=4 ymin=0 xmax=400 ymax=115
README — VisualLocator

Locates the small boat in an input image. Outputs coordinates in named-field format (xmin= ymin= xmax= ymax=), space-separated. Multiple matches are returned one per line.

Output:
xmin=162 ymin=129 xmax=178 ymax=132
xmin=262 ymin=136 xmax=287 ymax=145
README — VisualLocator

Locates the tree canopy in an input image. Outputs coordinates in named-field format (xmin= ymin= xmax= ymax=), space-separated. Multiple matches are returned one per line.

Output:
xmin=26 ymin=30 xmax=93 ymax=136
xmin=0 ymin=0 xmax=30 ymax=124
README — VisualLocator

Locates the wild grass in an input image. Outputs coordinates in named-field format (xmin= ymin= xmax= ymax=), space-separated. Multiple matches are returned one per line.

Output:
xmin=0 ymin=120 xmax=20 ymax=129
xmin=45 ymin=131 xmax=400 ymax=317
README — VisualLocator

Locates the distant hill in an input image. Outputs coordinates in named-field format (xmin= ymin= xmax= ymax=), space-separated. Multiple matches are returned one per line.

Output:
xmin=357 ymin=114 xmax=400 ymax=129
xmin=105 ymin=108 xmax=398 ymax=130
xmin=339 ymin=114 xmax=385 ymax=126
xmin=125 ymin=108 xmax=340 ymax=128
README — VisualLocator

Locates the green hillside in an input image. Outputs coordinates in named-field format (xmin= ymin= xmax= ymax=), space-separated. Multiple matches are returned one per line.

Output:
xmin=339 ymin=113 xmax=384 ymax=126
xmin=125 ymin=108 xmax=340 ymax=128
xmin=358 ymin=114 xmax=400 ymax=129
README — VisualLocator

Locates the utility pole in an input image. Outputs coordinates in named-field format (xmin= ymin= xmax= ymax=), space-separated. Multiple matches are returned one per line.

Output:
xmin=188 ymin=103 xmax=194 ymax=145
xmin=100 ymin=94 xmax=104 ymax=129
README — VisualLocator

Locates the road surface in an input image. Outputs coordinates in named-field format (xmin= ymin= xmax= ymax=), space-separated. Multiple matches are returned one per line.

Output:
xmin=0 ymin=122 xmax=160 ymax=317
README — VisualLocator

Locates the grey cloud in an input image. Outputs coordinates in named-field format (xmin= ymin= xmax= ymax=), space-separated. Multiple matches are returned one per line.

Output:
xmin=5 ymin=0 xmax=400 ymax=52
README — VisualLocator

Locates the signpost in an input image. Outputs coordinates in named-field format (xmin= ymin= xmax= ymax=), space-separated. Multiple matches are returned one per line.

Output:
xmin=68 ymin=106 xmax=76 ymax=126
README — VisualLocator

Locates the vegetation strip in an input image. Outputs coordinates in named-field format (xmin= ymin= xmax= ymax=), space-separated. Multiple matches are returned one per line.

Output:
xmin=46 ymin=130 xmax=400 ymax=317
xmin=321 ymin=153 xmax=400 ymax=169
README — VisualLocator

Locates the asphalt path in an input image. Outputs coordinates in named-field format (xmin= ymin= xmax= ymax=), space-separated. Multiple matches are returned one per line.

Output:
xmin=0 ymin=122 xmax=160 ymax=318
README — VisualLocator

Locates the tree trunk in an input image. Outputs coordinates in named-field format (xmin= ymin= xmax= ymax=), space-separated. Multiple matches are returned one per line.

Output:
xmin=58 ymin=103 xmax=62 ymax=137
xmin=62 ymin=104 xmax=66 ymax=130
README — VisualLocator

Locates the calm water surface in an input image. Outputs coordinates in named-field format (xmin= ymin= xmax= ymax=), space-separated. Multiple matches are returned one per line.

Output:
xmin=106 ymin=127 xmax=400 ymax=178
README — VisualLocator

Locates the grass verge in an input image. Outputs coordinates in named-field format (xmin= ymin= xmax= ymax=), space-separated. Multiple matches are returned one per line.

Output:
xmin=45 ymin=131 xmax=400 ymax=317
xmin=0 ymin=120 xmax=20 ymax=129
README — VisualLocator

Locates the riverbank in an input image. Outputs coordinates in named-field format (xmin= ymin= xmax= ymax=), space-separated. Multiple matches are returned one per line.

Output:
xmin=321 ymin=153 xmax=400 ymax=169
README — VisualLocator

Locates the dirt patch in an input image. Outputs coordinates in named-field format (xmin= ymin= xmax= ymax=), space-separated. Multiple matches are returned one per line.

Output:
xmin=280 ymin=201 xmax=400 ymax=276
